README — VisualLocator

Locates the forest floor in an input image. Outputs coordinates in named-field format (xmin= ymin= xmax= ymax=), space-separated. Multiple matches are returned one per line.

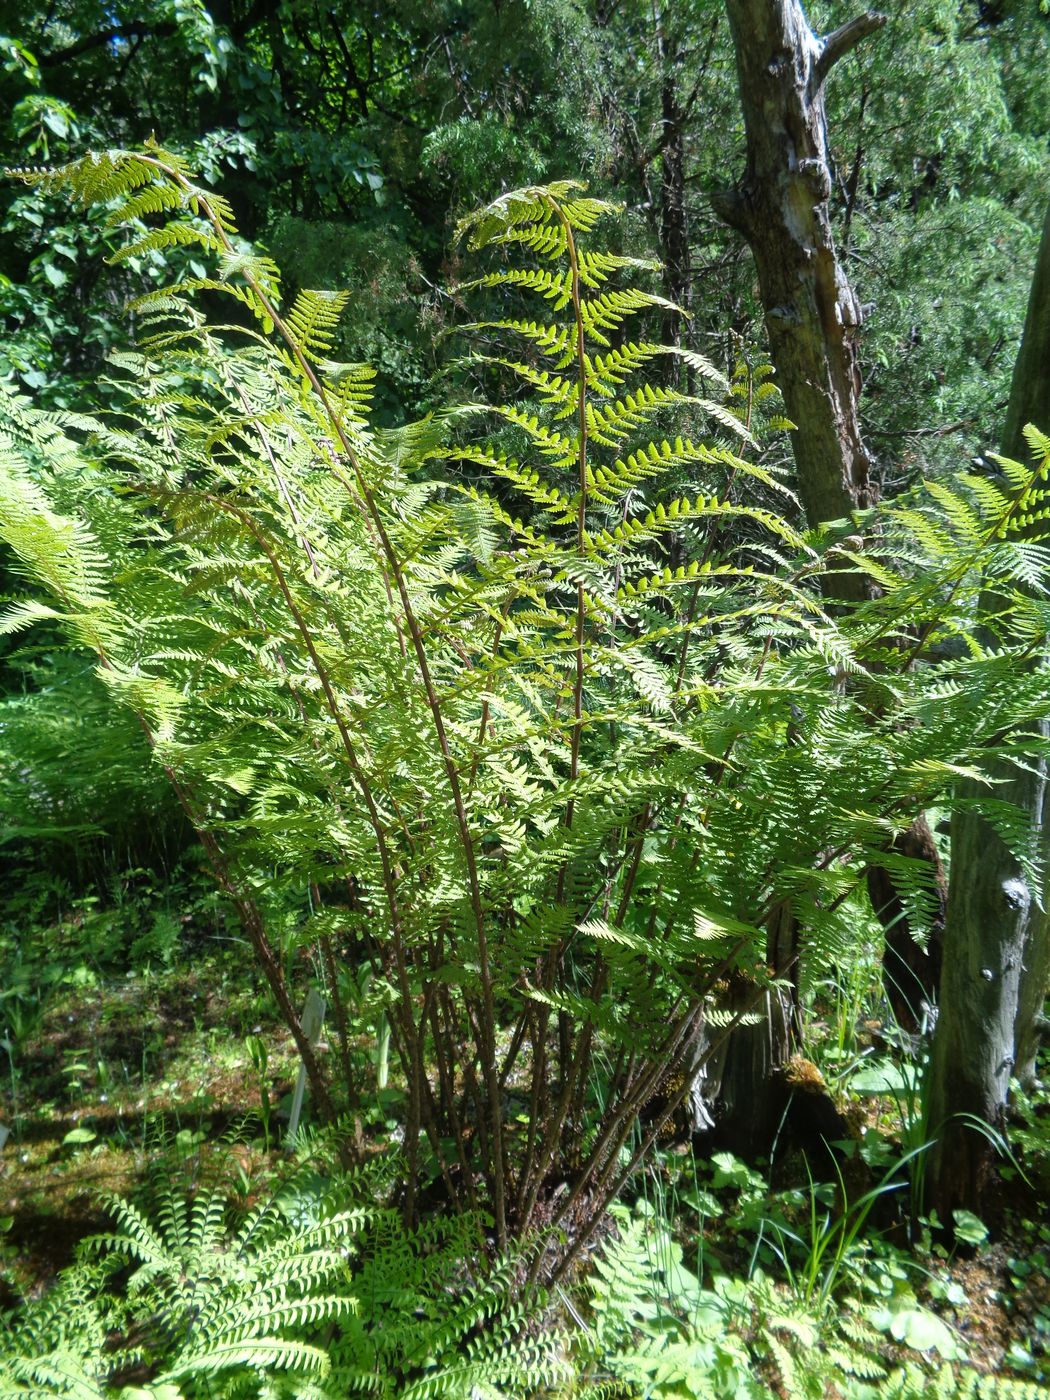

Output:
xmin=2 ymin=898 xmax=1049 ymax=1389
xmin=0 ymin=954 xmax=301 ymax=1299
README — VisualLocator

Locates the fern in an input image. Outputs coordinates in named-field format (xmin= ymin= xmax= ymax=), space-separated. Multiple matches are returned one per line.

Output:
xmin=570 ymin=1203 xmax=1050 ymax=1399
xmin=876 ymin=1364 xmax=1050 ymax=1398
xmin=0 ymin=1150 xmax=566 ymax=1400
xmin=575 ymin=1201 xmax=887 ymax=1398
xmin=3 ymin=152 xmax=1050 ymax=1273
xmin=0 ymin=1173 xmax=364 ymax=1397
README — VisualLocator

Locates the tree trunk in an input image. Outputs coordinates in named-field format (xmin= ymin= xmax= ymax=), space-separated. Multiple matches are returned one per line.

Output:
xmin=702 ymin=2 xmax=940 ymax=1161
xmin=928 ymin=199 xmax=1050 ymax=1218
xmin=715 ymin=0 xmax=884 ymax=550
xmin=703 ymin=901 xmax=795 ymax=1151
xmin=1002 ymin=200 xmax=1050 ymax=465
xmin=659 ymin=70 xmax=691 ymax=359
xmin=1003 ymin=202 xmax=1050 ymax=1088
xmin=927 ymin=754 xmax=1048 ymax=1217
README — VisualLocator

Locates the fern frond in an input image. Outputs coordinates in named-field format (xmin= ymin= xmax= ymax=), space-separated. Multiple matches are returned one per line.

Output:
xmin=579 ymin=287 xmax=682 ymax=347
xmin=156 ymin=1335 xmax=332 ymax=1382
xmin=286 ymin=288 xmax=352 ymax=360
xmin=108 ymin=220 xmax=226 ymax=267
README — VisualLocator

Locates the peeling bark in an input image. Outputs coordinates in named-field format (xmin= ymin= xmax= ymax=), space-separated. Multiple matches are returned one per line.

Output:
xmin=717 ymin=0 xmax=885 ymax=555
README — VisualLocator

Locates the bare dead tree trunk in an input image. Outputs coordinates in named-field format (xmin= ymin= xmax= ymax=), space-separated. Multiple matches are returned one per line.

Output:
xmin=928 ymin=200 xmax=1050 ymax=1218
xmin=708 ymin=4 xmax=982 ymax=1171
xmin=714 ymin=0 xmax=884 ymax=555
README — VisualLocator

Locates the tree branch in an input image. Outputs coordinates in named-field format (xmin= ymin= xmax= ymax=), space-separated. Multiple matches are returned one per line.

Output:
xmin=639 ymin=15 xmax=721 ymax=169
xmin=710 ymin=186 xmax=751 ymax=236
xmin=40 ymin=22 xmax=176 ymax=67
xmin=813 ymin=11 xmax=886 ymax=89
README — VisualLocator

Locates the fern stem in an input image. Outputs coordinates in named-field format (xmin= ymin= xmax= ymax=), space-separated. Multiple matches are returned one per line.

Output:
xmin=194 ymin=491 xmax=428 ymax=1176
xmin=562 ymin=812 xmax=653 ymax=1141
xmin=318 ymin=918 xmax=357 ymax=1112
xmin=548 ymin=964 xmax=798 ymax=1287
xmin=427 ymin=992 xmax=480 ymax=1213
xmin=565 ymin=202 xmax=589 ymax=813
xmin=262 ymin=263 xmax=508 ymax=1248
xmin=537 ymin=924 xmax=758 ymax=1275
xmin=126 ymin=149 xmax=501 ymax=1239
xmin=531 ymin=200 xmax=594 ymax=1153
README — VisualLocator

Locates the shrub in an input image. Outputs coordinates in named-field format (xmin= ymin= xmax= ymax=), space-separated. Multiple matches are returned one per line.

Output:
xmin=1 ymin=146 xmax=1048 ymax=1270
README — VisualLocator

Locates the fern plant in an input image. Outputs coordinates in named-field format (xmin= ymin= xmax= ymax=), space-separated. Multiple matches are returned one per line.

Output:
xmin=2 ymin=146 xmax=1049 ymax=1273
xmin=876 ymin=1365 xmax=1050 ymax=1399
xmin=0 ymin=1149 xmax=566 ymax=1399
xmin=585 ymin=1243 xmax=1050 ymax=1399
xmin=0 ymin=1170 xmax=368 ymax=1396
xmin=575 ymin=1198 xmax=887 ymax=1398
xmin=572 ymin=1198 xmax=1050 ymax=1399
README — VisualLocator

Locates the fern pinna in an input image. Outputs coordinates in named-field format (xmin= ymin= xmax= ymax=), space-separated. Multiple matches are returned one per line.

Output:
xmin=0 ymin=1155 xmax=568 ymax=1398
xmin=2 ymin=146 xmax=1049 ymax=1267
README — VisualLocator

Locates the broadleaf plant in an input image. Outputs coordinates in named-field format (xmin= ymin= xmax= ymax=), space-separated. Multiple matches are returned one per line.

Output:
xmin=1 ymin=145 xmax=1048 ymax=1274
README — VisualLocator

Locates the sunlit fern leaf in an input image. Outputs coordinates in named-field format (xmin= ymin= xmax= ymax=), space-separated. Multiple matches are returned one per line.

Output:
xmin=284 ymin=288 xmax=352 ymax=362
xmin=108 ymin=220 xmax=226 ymax=265
xmin=454 ymin=179 xmax=618 ymax=251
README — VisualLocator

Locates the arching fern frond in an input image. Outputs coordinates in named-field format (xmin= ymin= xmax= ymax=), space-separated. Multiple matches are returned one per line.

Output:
xmin=4 ymin=153 xmax=1050 ymax=1277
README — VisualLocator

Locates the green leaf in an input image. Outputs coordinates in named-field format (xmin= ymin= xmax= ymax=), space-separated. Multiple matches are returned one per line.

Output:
xmin=42 ymin=108 xmax=69 ymax=137
xmin=951 ymin=1209 xmax=989 ymax=1246
xmin=871 ymin=1302 xmax=959 ymax=1358
xmin=850 ymin=1061 xmax=914 ymax=1095
xmin=62 ymin=1126 xmax=97 ymax=1145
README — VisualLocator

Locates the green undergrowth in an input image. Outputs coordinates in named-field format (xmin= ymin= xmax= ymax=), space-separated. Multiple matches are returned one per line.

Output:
xmin=0 ymin=866 xmax=295 ymax=1295
xmin=2 ymin=1125 xmax=1050 ymax=1399
xmin=3 ymin=875 xmax=1049 ymax=1391
xmin=1 ymin=154 xmax=1049 ymax=1396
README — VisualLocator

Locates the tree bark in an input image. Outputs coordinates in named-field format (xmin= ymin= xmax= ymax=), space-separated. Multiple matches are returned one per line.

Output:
xmin=709 ymin=903 xmax=797 ymax=1156
xmin=659 ymin=68 xmax=692 ymax=359
xmin=928 ymin=199 xmax=1050 ymax=1218
xmin=1002 ymin=200 xmax=1050 ymax=465
xmin=927 ymin=755 xmax=1048 ymax=1217
xmin=1003 ymin=201 xmax=1050 ymax=1088
xmin=702 ymin=2 xmax=934 ymax=1161
xmin=716 ymin=0 xmax=884 ymax=551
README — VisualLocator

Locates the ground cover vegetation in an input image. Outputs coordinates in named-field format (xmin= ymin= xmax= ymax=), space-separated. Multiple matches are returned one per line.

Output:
xmin=1 ymin=1 xmax=1049 ymax=1396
